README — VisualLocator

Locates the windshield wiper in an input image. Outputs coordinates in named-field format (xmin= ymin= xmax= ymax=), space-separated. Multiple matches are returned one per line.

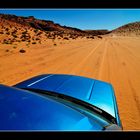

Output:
xmin=23 ymin=88 xmax=117 ymax=124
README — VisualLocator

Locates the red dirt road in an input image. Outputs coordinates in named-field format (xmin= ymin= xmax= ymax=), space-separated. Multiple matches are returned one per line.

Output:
xmin=0 ymin=36 xmax=140 ymax=130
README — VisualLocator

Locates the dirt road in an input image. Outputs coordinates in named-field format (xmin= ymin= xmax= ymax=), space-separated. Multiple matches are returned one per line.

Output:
xmin=0 ymin=36 xmax=140 ymax=130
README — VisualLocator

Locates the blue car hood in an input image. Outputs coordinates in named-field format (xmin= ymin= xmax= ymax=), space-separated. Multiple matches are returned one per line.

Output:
xmin=0 ymin=84 xmax=107 ymax=130
xmin=14 ymin=74 xmax=117 ymax=118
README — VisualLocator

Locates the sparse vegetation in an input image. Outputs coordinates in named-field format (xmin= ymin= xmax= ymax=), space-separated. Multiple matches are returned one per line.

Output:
xmin=63 ymin=37 xmax=69 ymax=40
xmin=32 ymin=42 xmax=36 ymax=44
xmin=3 ymin=39 xmax=12 ymax=44
xmin=35 ymin=38 xmax=40 ymax=41
xmin=5 ymin=49 xmax=9 ymax=52
xmin=13 ymin=46 xmax=17 ymax=49
xmin=34 ymin=29 xmax=39 ymax=33
xmin=6 ymin=32 xmax=10 ymax=35
xmin=26 ymin=43 xmax=30 ymax=47
xmin=21 ymin=39 xmax=26 ymax=42
xmin=19 ymin=49 xmax=26 ymax=53
xmin=111 ymin=21 xmax=140 ymax=36
xmin=20 ymin=31 xmax=31 ymax=42
xmin=1 ymin=13 xmax=139 ymax=51
xmin=22 ymin=30 xmax=27 ymax=35
xmin=90 ymin=36 xmax=94 ymax=39
xmin=12 ymin=34 xmax=17 ymax=38
xmin=0 ymin=31 xmax=4 ymax=34
xmin=97 ymin=35 xmax=102 ymax=39
xmin=5 ymin=28 xmax=9 ymax=31
xmin=36 ymin=31 xmax=42 ymax=36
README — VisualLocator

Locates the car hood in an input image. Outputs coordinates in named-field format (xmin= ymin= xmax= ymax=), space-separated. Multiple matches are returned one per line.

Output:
xmin=14 ymin=74 xmax=117 ymax=118
xmin=0 ymin=84 xmax=107 ymax=130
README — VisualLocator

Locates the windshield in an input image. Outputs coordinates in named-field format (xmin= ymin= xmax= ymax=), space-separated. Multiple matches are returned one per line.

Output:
xmin=23 ymin=88 xmax=117 ymax=125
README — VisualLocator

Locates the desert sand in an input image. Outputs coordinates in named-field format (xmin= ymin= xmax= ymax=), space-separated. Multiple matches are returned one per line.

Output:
xmin=0 ymin=36 xmax=140 ymax=130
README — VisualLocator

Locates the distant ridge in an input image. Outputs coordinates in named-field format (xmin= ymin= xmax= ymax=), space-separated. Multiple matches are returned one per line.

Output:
xmin=111 ymin=21 xmax=140 ymax=36
xmin=0 ymin=13 xmax=86 ymax=34
xmin=0 ymin=13 xmax=109 ymax=36
xmin=0 ymin=13 xmax=140 ymax=43
xmin=84 ymin=29 xmax=110 ymax=36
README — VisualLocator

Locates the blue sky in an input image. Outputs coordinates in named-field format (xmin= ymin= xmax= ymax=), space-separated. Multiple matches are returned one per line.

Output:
xmin=0 ymin=9 xmax=140 ymax=30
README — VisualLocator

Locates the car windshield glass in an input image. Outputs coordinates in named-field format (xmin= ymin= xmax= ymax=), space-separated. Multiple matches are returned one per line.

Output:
xmin=23 ymin=88 xmax=116 ymax=124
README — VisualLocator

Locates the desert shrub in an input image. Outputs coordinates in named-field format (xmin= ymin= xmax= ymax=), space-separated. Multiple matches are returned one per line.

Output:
xmin=34 ymin=29 xmax=39 ymax=33
xmin=36 ymin=32 xmax=42 ymax=36
xmin=5 ymin=49 xmax=9 ymax=52
xmin=6 ymin=32 xmax=10 ymax=35
xmin=0 ymin=31 xmax=4 ymax=34
xmin=27 ymin=34 xmax=31 ymax=39
xmin=21 ymin=34 xmax=26 ymax=39
xmin=3 ymin=39 xmax=11 ymax=44
xmin=5 ymin=28 xmax=9 ymax=31
xmin=32 ymin=37 xmax=35 ymax=40
xmin=90 ymin=36 xmax=94 ymax=39
xmin=72 ymin=37 xmax=76 ymax=39
xmin=54 ymin=43 xmax=57 ymax=46
xmin=13 ymin=46 xmax=17 ymax=49
xmin=97 ymin=36 xmax=102 ymax=39
xmin=21 ymin=33 xmax=31 ymax=41
xmin=12 ymin=34 xmax=17 ymax=38
xmin=32 ymin=42 xmax=36 ymax=44
xmin=26 ymin=44 xmax=30 ymax=47
xmin=22 ymin=31 xmax=27 ymax=34
xmin=69 ymin=35 xmax=73 ymax=38
xmin=36 ymin=38 xmax=40 ymax=40
xmin=21 ymin=39 xmax=26 ymax=41
xmin=59 ymin=34 xmax=63 ymax=38
xmin=12 ymin=30 xmax=17 ymax=34
xmin=19 ymin=49 xmax=26 ymax=53
xmin=63 ymin=37 xmax=69 ymax=40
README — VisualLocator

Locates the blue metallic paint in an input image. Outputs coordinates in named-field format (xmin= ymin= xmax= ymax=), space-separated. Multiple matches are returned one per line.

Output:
xmin=0 ymin=84 xmax=109 ymax=130
xmin=0 ymin=74 xmax=122 ymax=130
xmin=15 ymin=74 xmax=120 ymax=124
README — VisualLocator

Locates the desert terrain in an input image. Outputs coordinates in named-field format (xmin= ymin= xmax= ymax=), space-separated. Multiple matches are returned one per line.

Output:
xmin=0 ymin=13 xmax=140 ymax=130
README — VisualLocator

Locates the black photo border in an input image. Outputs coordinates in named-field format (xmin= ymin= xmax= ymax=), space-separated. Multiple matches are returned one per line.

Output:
xmin=0 ymin=0 xmax=140 ymax=139
xmin=0 ymin=0 xmax=140 ymax=8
